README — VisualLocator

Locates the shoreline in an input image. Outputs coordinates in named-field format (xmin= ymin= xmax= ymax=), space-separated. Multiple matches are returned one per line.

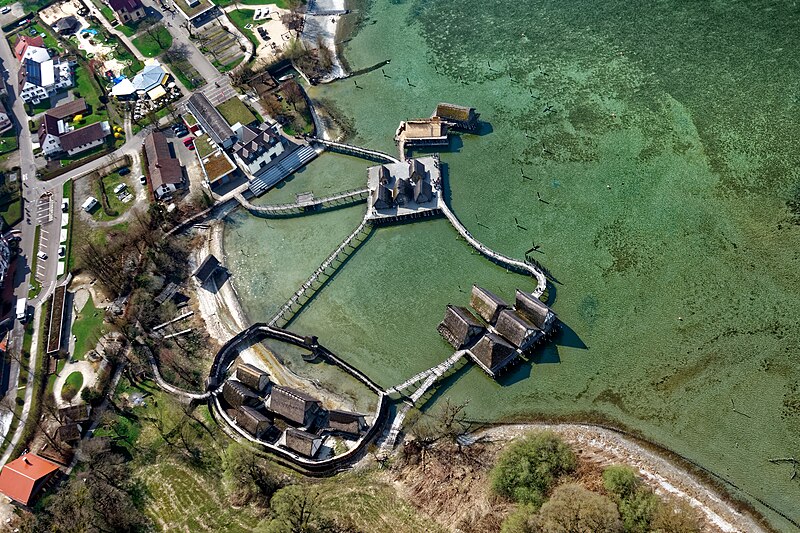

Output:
xmin=303 ymin=0 xmax=349 ymax=83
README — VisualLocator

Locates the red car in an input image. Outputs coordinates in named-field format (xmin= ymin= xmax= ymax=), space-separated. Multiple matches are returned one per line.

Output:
xmin=182 ymin=137 xmax=194 ymax=146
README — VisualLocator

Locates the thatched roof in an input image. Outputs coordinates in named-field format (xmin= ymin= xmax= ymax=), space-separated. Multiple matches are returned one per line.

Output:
xmin=284 ymin=428 xmax=321 ymax=457
xmin=57 ymin=423 xmax=81 ymax=444
xmin=470 ymin=285 xmax=508 ymax=324
xmin=515 ymin=290 xmax=556 ymax=331
xmin=326 ymin=410 xmax=366 ymax=436
xmin=413 ymin=176 xmax=433 ymax=204
xmin=469 ymin=332 xmax=518 ymax=377
xmin=435 ymin=103 xmax=477 ymax=125
xmin=267 ymin=386 xmax=320 ymax=426
xmin=495 ymin=308 xmax=540 ymax=349
xmin=58 ymin=404 xmax=90 ymax=424
xmin=193 ymin=254 xmax=220 ymax=282
xmin=236 ymin=363 xmax=270 ymax=392
xmin=438 ymin=305 xmax=485 ymax=349
xmin=222 ymin=380 xmax=260 ymax=409
xmin=235 ymin=406 xmax=272 ymax=437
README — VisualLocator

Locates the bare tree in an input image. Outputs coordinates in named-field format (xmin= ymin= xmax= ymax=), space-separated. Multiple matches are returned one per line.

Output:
xmin=145 ymin=22 xmax=169 ymax=50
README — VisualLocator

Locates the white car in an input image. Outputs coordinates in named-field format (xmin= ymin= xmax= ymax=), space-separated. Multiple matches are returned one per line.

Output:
xmin=37 ymin=251 xmax=47 ymax=260
xmin=139 ymin=174 xmax=147 ymax=185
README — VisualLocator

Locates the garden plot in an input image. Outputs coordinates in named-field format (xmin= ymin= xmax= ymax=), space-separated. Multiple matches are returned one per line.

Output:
xmin=196 ymin=24 xmax=244 ymax=71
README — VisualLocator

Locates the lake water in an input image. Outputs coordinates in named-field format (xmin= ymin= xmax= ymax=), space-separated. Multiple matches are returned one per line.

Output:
xmin=224 ymin=0 xmax=800 ymax=528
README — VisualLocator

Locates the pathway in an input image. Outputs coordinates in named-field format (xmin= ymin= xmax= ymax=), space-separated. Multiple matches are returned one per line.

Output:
xmin=439 ymin=202 xmax=547 ymax=297
xmin=234 ymin=187 xmax=368 ymax=215
xmin=53 ymin=360 xmax=98 ymax=408
xmin=311 ymin=138 xmax=399 ymax=163
xmin=386 ymin=350 xmax=467 ymax=401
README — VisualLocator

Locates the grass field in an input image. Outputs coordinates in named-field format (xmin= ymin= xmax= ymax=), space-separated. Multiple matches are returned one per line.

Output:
xmin=132 ymin=26 xmax=172 ymax=57
xmin=213 ymin=0 xmax=289 ymax=7
xmin=225 ymin=9 xmax=259 ymax=50
xmin=215 ymin=96 xmax=256 ymax=126
xmin=71 ymin=295 xmax=104 ymax=360
xmin=0 ymin=127 xmax=19 ymax=155
xmin=107 ymin=36 xmax=145 ymax=76
xmin=0 ymin=177 xmax=22 ymax=228
xmin=62 ymin=180 xmax=74 ymax=275
xmin=28 ymin=226 xmax=41 ymax=299
xmin=61 ymin=371 xmax=84 ymax=401
xmin=94 ymin=172 xmax=133 ymax=220
xmin=72 ymin=67 xmax=108 ymax=126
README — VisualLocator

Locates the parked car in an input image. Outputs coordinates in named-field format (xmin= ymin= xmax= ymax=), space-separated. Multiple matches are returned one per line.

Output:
xmin=182 ymin=137 xmax=194 ymax=146
xmin=82 ymin=196 xmax=98 ymax=212
xmin=61 ymin=199 xmax=69 ymax=212
xmin=113 ymin=183 xmax=127 ymax=195
xmin=139 ymin=174 xmax=147 ymax=185
xmin=1 ymin=7 xmax=11 ymax=14
xmin=187 ymin=143 xmax=195 ymax=151
xmin=58 ymin=245 xmax=66 ymax=257
xmin=37 ymin=251 xmax=47 ymax=260
xmin=118 ymin=167 xmax=130 ymax=176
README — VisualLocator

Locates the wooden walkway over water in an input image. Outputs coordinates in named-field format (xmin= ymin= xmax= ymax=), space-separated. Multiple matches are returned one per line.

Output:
xmin=268 ymin=215 xmax=373 ymax=328
xmin=235 ymin=188 xmax=369 ymax=217
xmin=311 ymin=138 xmax=400 ymax=163
xmin=439 ymin=202 xmax=547 ymax=297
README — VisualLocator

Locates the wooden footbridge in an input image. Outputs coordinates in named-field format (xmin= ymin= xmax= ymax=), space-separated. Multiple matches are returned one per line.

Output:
xmin=439 ymin=202 xmax=548 ymax=297
xmin=235 ymin=188 xmax=369 ymax=217
xmin=311 ymin=138 xmax=400 ymax=163
xmin=268 ymin=215 xmax=373 ymax=328
xmin=386 ymin=350 xmax=468 ymax=403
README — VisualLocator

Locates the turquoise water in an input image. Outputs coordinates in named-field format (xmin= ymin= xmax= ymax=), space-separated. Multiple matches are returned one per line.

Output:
xmin=224 ymin=0 xmax=800 ymax=528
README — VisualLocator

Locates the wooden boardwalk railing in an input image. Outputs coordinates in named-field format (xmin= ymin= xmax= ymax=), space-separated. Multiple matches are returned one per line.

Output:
xmin=311 ymin=138 xmax=400 ymax=163
xmin=235 ymin=188 xmax=369 ymax=216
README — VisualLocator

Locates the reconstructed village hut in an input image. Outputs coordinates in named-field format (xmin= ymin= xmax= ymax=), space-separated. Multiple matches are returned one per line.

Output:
xmin=56 ymin=423 xmax=81 ymax=445
xmin=469 ymin=332 xmax=518 ymax=378
xmin=0 ymin=454 xmax=60 ymax=505
xmin=411 ymin=166 xmax=433 ymax=203
xmin=515 ymin=289 xmax=557 ymax=332
xmin=374 ymin=166 xmax=393 ymax=209
xmin=236 ymin=363 xmax=270 ymax=392
xmin=193 ymin=254 xmax=220 ymax=284
xmin=434 ymin=103 xmax=479 ymax=131
xmin=284 ymin=428 xmax=322 ymax=458
xmin=470 ymin=285 xmax=508 ymax=324
xmin=235 ymin=406 xmax=272 ymax=438
xmin=222 ymin=380 xmax=261 ymax=409
xmin=326 ymin=410 xmax=367 ymax=437
xmin=438 ymin=305 xmax=485 ymax=349
xmin=58 ymin=404 xmax=90 ymax=424
xmin=267 ymin=386 xmax=321 ymax=427
xmin=393 ymin=177 xmax=412 ymax=205
xmin=494 ymin=308 xmax=541 ymax=351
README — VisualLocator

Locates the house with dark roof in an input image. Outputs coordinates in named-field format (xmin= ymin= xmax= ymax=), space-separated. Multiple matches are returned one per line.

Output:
xmin=39 ymin=115 xmax=110 ymax=158
xmin=108 ymin=0 xmax=146 ymax=24
xmin=326 ymin=410 xmax=367 ymax=437
xmin=231 ymin=123 xmax=285 ymax=177
xmin=222 ymin=380 xmax=261 ymax=409
xmin=58 ymin=404 xmax=90 ymax=424
xmin=367 ymin=156 xmax=441 ymax=215
xmin=515 ymin=290 xmax=557 ymax=333
xmin=433 ymin=103 xmax=479 ymax=131
xmin=18 ymin=46 xmax=72 ymax=104
xmin=186 ymin=93 xmax=236 ymax=149
xmin=236 ymin=363 xmax=270 ymax=392
xmin=193 ymin=254 xmax=220 ymax=284
xmin=53 ymin=16 xmax=81 ymax=35
xmin=0 ymin=104 xmax=12 ymax=136
xmin=438 ymin=304 xmax=485 ymax=349
xmin=0 ymin=453 xmax=60 ymax=505
xmin=266 ymin=385 xmax=321 ymax=427
xmin=284 ymin=428 xmax=322 ymax=457
xmin=469 ymin=332 xmax=519 ymax=378
xmin=494 ymin=308 xmax=540 ymax=351
xmin=144 ymin=131 xmax=185 ymax=199
xmin=470 ymin=285 xmax=508 ymax=324
xmin=56 ymin=423 xmax=82 ymax=445
xmin=234 ymin=406 xmax=273 ymax=438
xmin=46 ymin=98 xmax=87 ymax=121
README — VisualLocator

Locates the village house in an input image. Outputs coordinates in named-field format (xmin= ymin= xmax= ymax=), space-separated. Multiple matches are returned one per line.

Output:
xmin=433 ymin=103 xmax=480 ymax=131
xmin=470 ymin=285 xmax=508 ymax=324
xmin=236 ymin=363 xmax=270 ymax=392
xmin=494 ymin=308 xmax=540 ymax=352
xmin=367 ymin=156 xmax=440 ymax=214
xmin=515 ymin=289 xmax=557 ymax=333
xmin=266 ymin=385 xmax=321 ymax=427
xmin=52 ymin=16 xmax=81 ymax=35
xmin=284 ymin=428 xmax=322 ymax=458
xmin=230 ymin=123 xmax=285 ymax=178
xmin=222 ymin=380 xmax=261 ymax=409
xmin=0 ymin=453 xmax=60 ymax=505
xmin=469 ymin=331 xmax=519 ymax=378
xmin=438 ymin=304 xmax=486 ymax=349
xmin=186 ymin=92 xmax=237 ymax=149
xmin=18 ymin=46 xmax=73 ymax=105
xmin=193 ymin=254 xmax=220 ymax=284
xmin=143 ymin=130 xmax=185 ymax=199
xmin=56 ymin=423 xmax=82 ymax=445
xmin=234 ymin=406 xmax=273 ymax=439
xmin=325 ymin=410 xmax=367 ymax=437
xmin=39 ymin=114 xmax=111 ymax=157
xmin=58 ymin=404 xmax=90 ymax=424
xmin=45 ymin=98 xmax=87 ymax=121
xmin=108 ymin=0 xmax=146 ymax=24
xmin=13 ymin=35 xmax=43 ymax=62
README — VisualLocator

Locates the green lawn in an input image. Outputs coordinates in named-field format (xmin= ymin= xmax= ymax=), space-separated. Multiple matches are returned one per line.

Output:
xmin=0 ymin=127 xmax=19 ymax=155
xmin=61 ymin=371 xmax=84 ymax=402
xmin=131 ymin=26 xmax=173 ymax=58
xmin=71 ymin=294 xmax=105 ymax=360
xmin=28 ymin=226 xmax=41 ymax=299
xmin=106 ymin=35 xmax=145 ymax=76
xmin=0 ymin=176 xmax=22 ymax=227
xmin=72 ymin=67 xmax=108 ymax=126
xmin=90 ymin=171 xmax=132 ymax=221
xmin=62 ymin=180 xmax=74 ymax=277
xmin=215 ymin=96 xmax=256 ymax=126
xmin=226 ymin=9 xmax=259 ymax=50
xmin=213 ymin=0 xmax=289 ymax=7
xmin=212 ymin=56 xmax=244 ymax=73
xmin=162 ymin=55 xmax=205 ymax=89
xmin=28 ymin=24 xmax=60 ymax=51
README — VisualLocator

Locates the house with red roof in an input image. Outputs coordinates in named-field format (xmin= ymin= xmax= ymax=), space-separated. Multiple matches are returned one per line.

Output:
xmin=108 ymin=0 xmax=146 ymax=24
xmin=13 ymin=35 xmax=44 ymax=62
xmin=0 ymin=453 xmax=60 ymax=505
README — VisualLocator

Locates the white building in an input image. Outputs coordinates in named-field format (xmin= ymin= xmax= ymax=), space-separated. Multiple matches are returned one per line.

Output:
xmin=39 ymin=114 xmax=110 ymax=157
xmin=231 ymin=123 xmax=285 ymax=177
xmin=17 ymin=46 xmax=72 ymax=105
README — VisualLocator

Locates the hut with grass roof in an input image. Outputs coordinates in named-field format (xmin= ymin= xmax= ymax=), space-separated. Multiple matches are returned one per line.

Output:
xmin=469 ymin=332 xmax=519 ymax=378
xmin=438 ymin=305 xmax=485 ymax=349
xmin=470 ymin=285 xmax=508 ymax=324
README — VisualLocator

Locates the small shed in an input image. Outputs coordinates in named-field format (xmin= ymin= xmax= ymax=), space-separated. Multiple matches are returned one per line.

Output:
xmin=284 ymin=428 xmax=322 ymax=458
xmin=235 ymin=406 xmax=272 ymax=438
xmin=470 ymin=285 xmax=508 ymax=324
xmin=326 ymin=410 xmax=367 ymax=437
xmin=437 ymin=305 xmax=485 ymax=349
xmin=222 ymin=380 xmax=260 ymax=409
xmin=236 ymin=363 xmax=270 ymax=392
xmin=267 ymin=385 xmax=321 ymax=427
xmin=193 ymin=254 xmax=220 ymax=283
xmin=469 ymin=332 xmax=518 ymax=378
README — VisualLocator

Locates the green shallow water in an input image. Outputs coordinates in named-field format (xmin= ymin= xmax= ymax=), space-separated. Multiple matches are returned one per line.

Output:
xmin=225 ymin=0 xmax=800 ymax=528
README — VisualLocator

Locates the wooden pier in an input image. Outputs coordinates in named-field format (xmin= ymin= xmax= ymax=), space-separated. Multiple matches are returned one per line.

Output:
xmin=311 ymin=138 xmax=400 ymax=163
xmin=235 ymin=188 xmax=369 ymax=217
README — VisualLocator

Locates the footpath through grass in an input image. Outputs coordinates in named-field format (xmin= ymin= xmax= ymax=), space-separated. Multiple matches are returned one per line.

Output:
xmin=71 ymin=295 xmax=104 ymax=360
xmin=226 ymin=9 xmax=259 ymax=49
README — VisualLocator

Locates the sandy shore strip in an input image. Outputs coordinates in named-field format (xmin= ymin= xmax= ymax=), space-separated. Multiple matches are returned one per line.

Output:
xmin=303 ymin=0 xmax=348 ymax=82
xmin=477 ymin=424 xmax=766 ymax=533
